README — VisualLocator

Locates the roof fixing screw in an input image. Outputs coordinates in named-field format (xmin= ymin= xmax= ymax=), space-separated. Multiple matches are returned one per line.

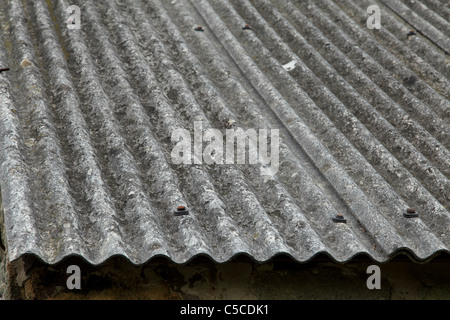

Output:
xmin=194 ymin=26 xmax=204 ymax=32
xmin=403 ymin=208 xmax=418 ymax=218
xmin=242 ymin=24 xmax=251 ymax=30
xmin=174 ymin=205 xmax=189 ymax=216
xmin=332 ymin=214 xmax=346 ymax=223
xmin=0 ymin=67 xmax=10 ymax=73
xmin=407 ymin=30 xmax=416 ymax=38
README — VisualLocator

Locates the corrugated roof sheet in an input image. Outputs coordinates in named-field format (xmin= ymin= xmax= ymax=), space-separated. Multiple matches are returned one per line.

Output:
xmin=0 ymin=0 xmax=448 ymax=265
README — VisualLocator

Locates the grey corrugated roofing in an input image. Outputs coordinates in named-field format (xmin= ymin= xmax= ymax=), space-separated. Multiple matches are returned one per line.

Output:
xmin=0 ymin=0 xmax=448 ymax=265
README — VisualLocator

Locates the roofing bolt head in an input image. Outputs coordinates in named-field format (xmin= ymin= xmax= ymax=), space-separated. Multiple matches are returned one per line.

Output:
xmin=404 ymin=208 xmax=418 ymax=218
xmin=242 ymin=24 xmax=251 ymax=30
xmin=407 ymin=30 xmax=416 ymax=37
xmin=332 ymin=214 xmax=346 ymax=223
xmin=174 ymin=205 xmax=189 ymax=216
xmin=194 ymin=26 xmax=204 ymax=32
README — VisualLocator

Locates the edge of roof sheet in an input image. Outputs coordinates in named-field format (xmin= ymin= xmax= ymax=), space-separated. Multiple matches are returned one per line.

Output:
xmin=9 ymin=248 xmax=450 ymax=266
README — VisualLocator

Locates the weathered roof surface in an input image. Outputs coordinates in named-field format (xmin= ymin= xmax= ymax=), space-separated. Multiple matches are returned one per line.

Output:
xmin=0 ymin=0 xmax=448 ymax=265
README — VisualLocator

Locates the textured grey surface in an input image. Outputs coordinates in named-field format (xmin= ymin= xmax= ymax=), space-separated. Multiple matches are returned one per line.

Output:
xmin=0 ymin=0 xmax=448 ymax=265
